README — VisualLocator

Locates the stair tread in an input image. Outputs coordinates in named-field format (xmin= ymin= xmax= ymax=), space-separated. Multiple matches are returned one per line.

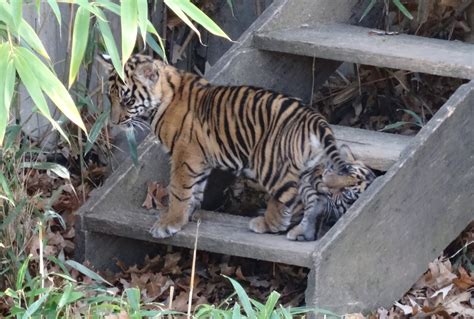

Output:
xmin=84 ymin=209 xmax=317 ymax=267
xmin=253 ymin=23 xmax=474 ymax=79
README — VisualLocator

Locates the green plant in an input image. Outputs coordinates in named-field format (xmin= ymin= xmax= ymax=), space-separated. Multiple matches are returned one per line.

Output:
xmin=0 ymin=0 xmax=230 ymax=147
xmin=194 ymin=276 xmax=339 ymax=319
xmin=379 ymin=108 xmax=424 ymax=132
xmin=360 ymin=0 xmax=414 ymax=22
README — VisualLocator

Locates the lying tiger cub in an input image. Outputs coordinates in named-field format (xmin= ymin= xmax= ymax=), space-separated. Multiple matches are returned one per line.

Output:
xmin=254 ymin=144 xmax=376 ymax=241
xmin=99 ymin=54 xmax=373 ymax=240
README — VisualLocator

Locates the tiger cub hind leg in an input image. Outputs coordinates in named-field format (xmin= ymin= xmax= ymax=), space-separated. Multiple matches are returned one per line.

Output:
xmin=149 ymin=153 xmax=210 ymax=238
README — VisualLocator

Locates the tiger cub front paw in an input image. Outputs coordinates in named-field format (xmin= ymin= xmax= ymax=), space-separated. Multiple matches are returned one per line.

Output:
xmin=249 ymin=216 xmax=269 ymax=233
xmin=149 ymin=209 xmax=187 ymax=238
xmin=287 ymin=223 xmax=315 ymax=241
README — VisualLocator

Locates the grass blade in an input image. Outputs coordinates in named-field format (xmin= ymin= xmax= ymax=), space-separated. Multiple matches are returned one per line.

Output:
xmin=65 ymin=260 xmax=112 ymax=286
xmin=69 ymin=6 xmax=90 ymax=87
xmin=19 ymin=162 xmax=70 ymax=180
xmin=399 ymin=108 xmax=424 ymax=127
xmin=22 ymin=290 xmax=50 ymax=319
xmin=125 ymin=288 xmax=141 ymax=313
xmin=359 ymin=0 xmax=377 ymax=22
xmin=379 ymin=121 xmax=411 ymax=132
xmin=16 ymin=255 xmax=31 ymax=291
xmin=262 ymin=291 xmax=280 ymax=319
xmin=223 ymin=275 xmax=256 ymax=319
xmin=392 ymin=0 xmax=414 ymax=20
xmin=121 ymin=0 xmax=138 ymax=64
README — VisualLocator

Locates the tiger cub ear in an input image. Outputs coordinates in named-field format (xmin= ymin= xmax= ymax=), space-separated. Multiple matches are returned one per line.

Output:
xmin=135 ymin=61 xmax=162 ymax=84
xmin=96 ymin=54 xmax=114 ymax=72
xmin=340 ymin=144 xmax=356 ymax=162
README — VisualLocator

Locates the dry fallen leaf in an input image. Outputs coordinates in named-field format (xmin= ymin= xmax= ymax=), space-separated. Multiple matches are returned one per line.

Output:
xmin=142 ymin=181 xmax=169 ymax=209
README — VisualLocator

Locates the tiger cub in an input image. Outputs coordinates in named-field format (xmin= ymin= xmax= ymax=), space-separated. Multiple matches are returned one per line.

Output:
xmin=285 ymin=145 xmax=376 ymax=241
xmin=99 ymin=54 xmax=367 ymax=239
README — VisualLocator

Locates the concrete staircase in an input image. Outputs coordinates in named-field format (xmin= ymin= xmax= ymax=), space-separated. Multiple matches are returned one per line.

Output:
xmin=76 ymin=0 xmax=474 ymax=314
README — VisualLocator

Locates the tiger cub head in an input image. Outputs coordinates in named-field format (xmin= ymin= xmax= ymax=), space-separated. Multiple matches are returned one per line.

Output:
xmin=322 ymin=144 xmax=376 ymax=193
xmin=98 ymin=54 xmax=170 ymax=128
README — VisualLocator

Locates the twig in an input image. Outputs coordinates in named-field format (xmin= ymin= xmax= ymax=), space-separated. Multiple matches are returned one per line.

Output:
xmin=448 ymin=240 xmax=474 ymax=260
xmin=38 ymin=221 xmax=45 ymax=291
xmin=168 ymin=285 xmax=174 ymax=318
xmin=187 ymin=219 xmax=201 ymax=318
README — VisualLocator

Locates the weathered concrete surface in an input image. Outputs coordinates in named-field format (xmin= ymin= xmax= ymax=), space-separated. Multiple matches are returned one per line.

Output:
xmin=306 ymin=81 xmax=474 ymax=314
xmin=254 ymin=23 xmax=474 ymax=79
xmin=206 ymin=0 xmax=383 ymax=102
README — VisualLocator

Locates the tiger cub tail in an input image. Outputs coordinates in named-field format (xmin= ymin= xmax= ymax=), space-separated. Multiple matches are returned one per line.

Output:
xmin=310 ymin=115 xmax=349 ymax=174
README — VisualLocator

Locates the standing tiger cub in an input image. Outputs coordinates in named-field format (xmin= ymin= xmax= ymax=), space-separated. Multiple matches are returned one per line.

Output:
xmin=100 ymin=54 xmax=365 ymax=239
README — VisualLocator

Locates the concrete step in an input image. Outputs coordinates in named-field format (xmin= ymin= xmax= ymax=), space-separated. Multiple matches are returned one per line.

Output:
xmin=253 ymin=23 xmax=474 ymax=79
xmin=77 ymin=126 xmax=413 ymax=269
xmin=85 ymin=209 xmax=317 ymax=267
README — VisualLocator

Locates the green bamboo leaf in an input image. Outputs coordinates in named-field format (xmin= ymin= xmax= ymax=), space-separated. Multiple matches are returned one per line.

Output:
xmin=75 ymin=0 xmax=107 ymax=21
xmin=0 ymin=44 xmax=10 ymax=146
xmin=18 ymin=19 xmax=51 ymax=60
xmin=226 ymin=0 xmax=235 ymax=18
xmin=0 ymin=3 xmax=14 ymax=27
xmin=146 ymin=22 xmax=167 ymax=62
xmin=46 ymin=0 xmax=62 ymax=25
xmin=69 ymin=6 xmax=90 ymax=87
xmin=16 ymin=255 xmax=31 ymax=290
xmin=137 ymin=0 xmax=148 ymax=43
xmin=15 ymin=47 xmax=87 ymax=134
xmin=126 ymin=128 xmax=139 ymax=166
xmin=84 ymin=109 xmax=109 ymax=155
xmin=20 ymin=162 xmax=70 ymax=179
xmin=392 ymin=0 xmax=414 ymax=20
xmin=97 ymin=10 xmax=124 ymax=78
xmin=166 ymin=0 xmax=230 ymax=41
xmin=65 ymin=260 xmax=112 ymax=285
xmin=121 ymin=0 xmax=138 ymax=64
xmin=146 ymin=33 xmax=165 ymax=59
xmin=96 ymin=0 xmax=120 ymax=15
xmin=4 ymin=58 xmax=16 ymax=112
xmin=11 ymin=0 xmax=22 ymax=29
xmin=164 ymin=0 xmax=202 ymax=43
xmin=13 ymin=49 xmax=70 ymax=142
xmin=223 ymin=275 xmax=256 ymax=319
